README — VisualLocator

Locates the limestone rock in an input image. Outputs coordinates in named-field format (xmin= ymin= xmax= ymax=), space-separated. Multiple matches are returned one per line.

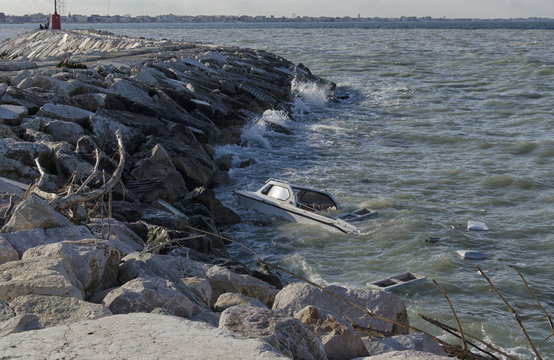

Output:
xmin=295 ymin=305 xmax=369 ymax=360
xmin=0 ymin=236 xmax=18 ymax=265
xmin=0 ymin=314 xmax=41 ymax=337
xmin=0 ymin=104 xmax=28 ymax=126
xmin=273 ymin=282 xmax=408 ymax=335
xmin=9 ymin=294 xmax=112 ymax=327
xmin=364 ymin=332 xmax=447 ymax=357
xmin=361 ymin=350 xmax=452 ymax=360
xmin=87 ymin=217 xmax=145 ymax=256
xmin=213 ymin=292 xmax=267 ymax=312
xmin=22 ymin=239 xmax=121 ymax=299
xmin=103 ymin=276 xmax=200 ymax=318
xmin=44 ymin=119 xmax=85 ymax=146
xmin=0 ymin=257 xmax=84 ymax=302
xmin=2 ymin=225 xmax=94 ymax=257
xmin=1 ymin=195 xmax=73 ymax=233
xmin=181 ymin=277 xmax=212 ymax=306
xmin=206 ymin=265 xmax=278 ymax=308
xmin=0 ymin=313 xmax=287 ymax=359
xmin=219 ymin=305 xmax=327 ymax=360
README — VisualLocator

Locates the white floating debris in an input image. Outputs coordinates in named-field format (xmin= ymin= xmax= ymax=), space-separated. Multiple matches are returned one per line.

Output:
xmin=457 ymin=250 xmax=486 ymax=260
xmin=467 ymin=220 xmax=489 ymax=231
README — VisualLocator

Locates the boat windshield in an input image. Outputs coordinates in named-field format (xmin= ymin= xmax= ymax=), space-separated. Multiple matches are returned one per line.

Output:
xmin=262 ymin=185 xmax=290 ymax=201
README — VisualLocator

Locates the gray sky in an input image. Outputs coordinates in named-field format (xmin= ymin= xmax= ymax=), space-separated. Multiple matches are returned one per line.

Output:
xmin=2 ymin=0 xmax=553 ymax=18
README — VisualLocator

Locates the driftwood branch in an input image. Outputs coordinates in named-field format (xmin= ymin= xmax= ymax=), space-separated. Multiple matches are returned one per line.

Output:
xmin=476 ymin=266 xmax=543 ymax=360
xmin=509 ymin=265 xmax=554 ymax=346
xmin=419 ymin=314 xmax=512 ymax=360
xmin=432 ymin=279 xmax=468 ymax=351
xmin=31 ymin=129 xmax=126 ymax=212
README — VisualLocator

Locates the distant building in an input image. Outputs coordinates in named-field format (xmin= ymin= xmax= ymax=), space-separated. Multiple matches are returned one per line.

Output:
xmin=0 ymin=12 xmax=6 ymax=23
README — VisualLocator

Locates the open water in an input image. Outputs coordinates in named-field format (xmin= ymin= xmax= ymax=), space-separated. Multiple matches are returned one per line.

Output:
xmin=2 ymin=21 xmax=553 ymax=359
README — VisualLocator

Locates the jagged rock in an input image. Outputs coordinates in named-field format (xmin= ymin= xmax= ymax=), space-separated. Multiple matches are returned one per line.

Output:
xmin=16 ymin=75 xmax=73 ymax=97
xmin=71 ymin=92 xmax=108 ymax=112
xmin=0 ymin=313 xmax=287 ymax=359
xmin=213 ymin=292 xmax=267 ymax=312
xmin=219 ymin=305 xmax=327 ymax=360
xmin=172 ymin=152 xmax=219 ymax=188
xmin=9 ymin=294 xmax=112 ymax=328
xmin=87 ymin=217 xmax=145 ymax=256
xmin=1 ymin=225 xmax=93 ymax=257
xmin=206 ymin=265 xmax=278 ymax=308
xmin=0 ymin=104 xmax=28 ymax=126
xmin=181 ymin=277 xmax=212 ymax=306
xmin=1 ymin=195 xmax=73 ymax=233
xmin=272 ymin=282 xmax=409 ymax=335
xmin=295 ymin=305 xmax=369 ymax=360
xmin=360 ymin=350 xmax=452 ymax=360
xmin=0 ymin=138 xmax=51 ymax=182
xmin=129 ymin=143 xmax=188 ymax=203
xmin=87 ymin=111 xmax=144 ymax=153
xmin=21 ymin=239 xmax=121 ymax=299
xmin=363 ymin=332 xmax=447 ymax=357
xmin=188 ymin=187 xmax=241 ymax=226
xmin=0 ymin=236 xmax=18 ymax=265
xmin=117 ymin=252 xmax=209 ymax=301
xmin=103 ymin=276 xmax=201 ymax=318
xmin=0 ymin=300 xmax=15 ymax=321
xmin=0 ymin=257 xmax=84 ymax=302
xmin=43 ymin=119 xmax=85 ymax=146
xmin=36 ymin=103 xmax=93 ymax=125
xmin=0 ymin=82 xmax=8 ymax=98
xmin=0 ymin=314 xmax=41 ymax=337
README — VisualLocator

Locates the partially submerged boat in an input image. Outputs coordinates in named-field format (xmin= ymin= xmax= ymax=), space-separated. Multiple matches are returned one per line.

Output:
xmin=368 ymin=272 xmax=426 ymax=290
xmin=234 ymin=178 xmax=377 ymax=233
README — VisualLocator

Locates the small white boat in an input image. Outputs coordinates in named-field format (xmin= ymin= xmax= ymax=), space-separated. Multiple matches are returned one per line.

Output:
xmin=368 ymin=272 xmax=426 ymax=290
xmin=235 ymin=179 xmax=376 ymax=233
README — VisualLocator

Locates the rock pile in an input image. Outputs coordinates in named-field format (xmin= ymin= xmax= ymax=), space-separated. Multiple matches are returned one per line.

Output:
xmin=0 ymin=30 xmax=449 ymax=359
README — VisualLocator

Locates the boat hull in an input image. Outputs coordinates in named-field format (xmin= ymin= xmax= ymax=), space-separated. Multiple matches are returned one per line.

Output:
xmin=236 ymin=190 xmax=358 ymax=233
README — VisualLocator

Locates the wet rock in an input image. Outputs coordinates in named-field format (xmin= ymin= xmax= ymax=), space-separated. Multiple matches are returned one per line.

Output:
xmin=219 ymin=305 xmax=327 ymax=360
xmin=9 ymin=294 xmax=111 ymax=328
xmin=187 ymin=187 xmax=241 ymax=226
xmin=273 ymin=282 xmax=409 ymax=335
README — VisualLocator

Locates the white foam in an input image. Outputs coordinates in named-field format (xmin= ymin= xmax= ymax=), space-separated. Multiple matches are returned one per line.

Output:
xmin=291 ymin=77 xmax=330 ymax=110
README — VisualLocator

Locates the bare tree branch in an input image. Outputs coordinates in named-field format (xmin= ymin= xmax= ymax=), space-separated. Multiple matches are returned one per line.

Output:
xmin=433 ymin=279 xmax=468 ymax=351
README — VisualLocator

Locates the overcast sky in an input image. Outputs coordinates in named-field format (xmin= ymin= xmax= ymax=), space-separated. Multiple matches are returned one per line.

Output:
xmin=2 ymin=0 xmax=553 ymax=18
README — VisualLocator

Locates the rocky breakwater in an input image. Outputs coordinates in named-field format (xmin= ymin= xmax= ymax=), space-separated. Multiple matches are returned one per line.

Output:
xmin=0 ymin=30 xmax=449 ymax=359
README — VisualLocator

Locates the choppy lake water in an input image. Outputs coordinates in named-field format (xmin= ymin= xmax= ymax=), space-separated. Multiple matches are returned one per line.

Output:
xmin=2 ymin=21 xmax=553 ymax=359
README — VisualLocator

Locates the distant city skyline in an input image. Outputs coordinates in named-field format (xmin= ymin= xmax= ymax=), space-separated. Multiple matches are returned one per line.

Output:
xmin=1 ymin=0 xmax=553 ymax=19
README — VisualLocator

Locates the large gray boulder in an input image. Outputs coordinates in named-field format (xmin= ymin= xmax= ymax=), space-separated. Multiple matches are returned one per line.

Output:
xmin=0 ymin=104 xmax=28 ymax=126
xmin=9 ymin=294 xmax=112 ymax=327
xmin=363 ymin=332 xmax=447 ymax=357
xmin=295 ymin=305 xmax=369 ymax=360
xmin=102 ymin=276 xmax=203 ymax=318
xmin=0 ymin=313 xmax=287 ymax=359
xmin=273 ymin=282 xmax=408 ymax=335
xmin=87 ymin=217 xmax=145 ymax=256
xmin=1 ymin=225 xmax=94 ymax=257
xmin=219 ymin=305 xmax=327 ymax=360
xmin=206 ymin=265 xmax=279 ymax=308
xmin=36 ymin=103 xmax=93 ymax=125
xmin=0 ymin=257 xmax=84 ymax=301
xmin=22 ymin=239 xmax=121 ymax=298
xmin=0 ymin=195 xmax=73 ymax=233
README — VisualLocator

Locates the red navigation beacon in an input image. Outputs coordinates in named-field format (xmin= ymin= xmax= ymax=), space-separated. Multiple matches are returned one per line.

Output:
xmin=51 ymin=0 xmax=61 ymax=30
